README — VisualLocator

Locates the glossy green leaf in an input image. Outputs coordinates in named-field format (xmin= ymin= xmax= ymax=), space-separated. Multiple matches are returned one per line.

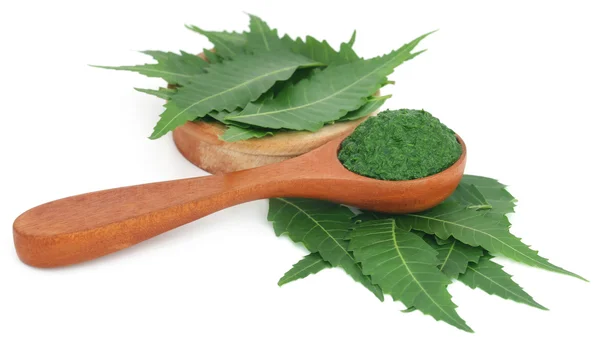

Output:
xmin=349 ymin=218 xmax=472 ymax=332
xmin=202 ymin=48 xmax=222 ymax=63
xmin=226 ymin=32 xmax=430 ymax=131
xmin=245 ymin=15 xmax=360 ymax=65
xmin=186 ymin=25 xmax=246 ymax=57
xmin=268 ymin=198 xmax=383 ymax=300
xmin=338 ymin=30 xmax=360 ymax=63
xmin=206 ymin=109 xmax=237 ymax=123
xmin=423 ymin=235 xmax=483 ymax=279
xmin=150 ymin=50 xmax=321 ymax=139
xmin=461 ymin=175 xmax=517 ymax=214
xmin=134 ymin=87 xmax=175 ymax=100
xmin=92 ymin=50 xmax=209 ymax=85
xmin=396 ymin=202 xmax=585 ymax=281
xmin=282 ymin=34 xmax=360 ymax=65
xmin=245 ymin=14 xmax=285 ymax=52
xmin=220 ymin=125 xmax=272 ymax=142
xmin=339 ymin=95 xmax=390 ymax=121
xmin=446 ymin=182 xmax=492 ymax=210
xmin=459 ymin=255 xmax=547 ymax=310
xmin=278 ymin=253 xmax=331 ymax=286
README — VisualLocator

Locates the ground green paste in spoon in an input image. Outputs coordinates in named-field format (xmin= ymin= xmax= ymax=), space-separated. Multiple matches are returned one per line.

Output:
xmin=338 ymin=109 xmax=462 ymax=181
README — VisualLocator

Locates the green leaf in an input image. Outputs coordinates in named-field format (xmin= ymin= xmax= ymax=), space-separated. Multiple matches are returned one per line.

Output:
xmin=245 ymin=14 xmax=285 ymax=52
xmin=268 ymin=198 xmax=383 ymax=301
xmin=206 ymin=108 xmax=239 ymax=124
xmin=134 ymin=87 xmax=175 ymax=100
xmin=461 ymin=175 xmax=517 ymax=214
xmin=202 ymin=48 xmax=222 ymax=63
xmin=339 ymin=95 xmax=390 ymax=121
xmin=186 ymin=25 xmax=246 ymax=57
xmin=459 ymin=255 xmax=548 ymax=310
xmin=92 ymin=50 xmax=209 ymax=85
xmin=282 ymin=34 xmax=360 ymax=65
xmin=220 ymin=125 xmax=272 ymax=142
xmin=338 ymin=30 xmax=360 ymax=63
xmin=396 ymin=202 xmax=586 ymax=281
xmin=270 ymin=67 xmax=319 ymax=97
xmin=446 ymin=182 xmax=492 ymax=210
xmin=244 ymin=15 xmax=360 ymax=65
xmin=226 ymin=32 xmax=430 ymax=131
xmin=353 ymin=210 xmax=391 ymax=223
xmin=346 ymin=30 xmax=357 ymax=48
xmin=349 ymin=218 xmax=472 ymax=332
xmin=423 ymin=235 xmax=484 ymax=279
xmin=150 ymin=50 xmax=321 ymax=139
xmin=278 ymin=253 xmax=331 ymax=286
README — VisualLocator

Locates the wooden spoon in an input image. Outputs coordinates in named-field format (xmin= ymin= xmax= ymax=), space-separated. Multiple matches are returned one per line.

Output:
xmin=13 ymin=135 xmax=466 ymax=268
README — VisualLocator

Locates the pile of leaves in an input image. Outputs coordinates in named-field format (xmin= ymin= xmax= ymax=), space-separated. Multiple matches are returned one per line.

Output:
xmin=95 ymin=15 xmax=428 ymax=141
xmin=269 ymin=175 xmax=585 ymax=332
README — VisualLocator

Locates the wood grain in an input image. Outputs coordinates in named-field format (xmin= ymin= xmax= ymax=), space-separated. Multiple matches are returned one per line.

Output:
xmin=173 ymin=110 xmax=371 ymax=174
xmin=13 ymin=135 xmax=466 ymax=268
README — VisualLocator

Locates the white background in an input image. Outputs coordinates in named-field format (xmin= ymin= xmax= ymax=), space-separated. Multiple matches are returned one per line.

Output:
xmin=1 ymin=0 xmax=599 ymax=345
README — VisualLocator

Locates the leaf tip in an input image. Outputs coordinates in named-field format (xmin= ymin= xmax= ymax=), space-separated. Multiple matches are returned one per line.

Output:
xmin=89 ymin=64 xmax=110 ymax=70
xmin=347 ymin=30 xmax=357 ymax=47
xmin=462 ymin=325 xmax=475 ymax=333
xmin=244 ymin=11 xmax=259 ymax=20
xmin=148 ymin=131 xmax=163 ymax=140
xmin=537 ymin=304 xmax=550 ymax=311
xmin=562 ymin=269 xmax=589 ymax=282
xmin=401 ymin=306 xmax=416 ymax=313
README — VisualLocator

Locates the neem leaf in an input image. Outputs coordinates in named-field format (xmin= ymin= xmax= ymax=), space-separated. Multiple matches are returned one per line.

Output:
xmin=268 ymin=198 xmax=383 ymax=301
xmin=206 ymin=108 xmax=240 ymax=124
xmin=339 ymin=95 xmax=391 ymax=122
xmin=282 ymin=34 xmax=360 ymax=65
xmin=423 ymin=235 xmax=484 ymax=279
xmin=226 ymin=32 xmax=430 ymax=131
xmin=186 ymin=25 xmax=246 ymax=57
xmin=459 ymin=255 xmax=548 ymax=310
xmin=245 ymin=14 xmax=285 ymax=52
xmin=278 ymin=253 xmax=331 ymax=286
xmin=134 ymin=87 xmax=175 ymax=100
xmin=220 ymin=125 xmax=272 ymax=142
xmin=245 ymin=15 xmax=360 ymax=65
xmin=446 ymin=183 xmax=492 ymax=210
xmin=461 ymin=175 xmax=517 ymax=214
xmin=269 ymin=67 xmax=318 ymax=97
xmin=338 ymin=30 xmax=360 ymax=63
xmin=150 ymin=50 xmax=321 ymax=139
xmin=396 ymin=202 xmax=586 ymax=281
xmin=349 ymin=218 xmax=472 ymax=332
xmin=92 ymin=50 xmax=209 ymax=85
xmin=202 ymin=48 xmax=222 ymax=63
xmin=346 ymin=30 xmax=357 ymax=48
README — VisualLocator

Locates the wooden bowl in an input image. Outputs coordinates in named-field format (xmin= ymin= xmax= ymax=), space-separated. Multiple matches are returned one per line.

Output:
xmin=172 ymin=116 xmax=372 ymax=174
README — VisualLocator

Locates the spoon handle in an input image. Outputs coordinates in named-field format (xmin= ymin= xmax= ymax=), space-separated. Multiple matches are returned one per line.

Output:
xmin=13 ymin=159 xmax=308 ymax=268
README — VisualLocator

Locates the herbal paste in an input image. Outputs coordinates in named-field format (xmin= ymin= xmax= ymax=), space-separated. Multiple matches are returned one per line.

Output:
xmin=338 ymin=109 xmax=461 ymax=180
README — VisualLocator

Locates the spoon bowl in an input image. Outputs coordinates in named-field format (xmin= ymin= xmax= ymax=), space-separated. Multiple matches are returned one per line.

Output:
xmin=13 ymin=134 xmax=466 ymax=268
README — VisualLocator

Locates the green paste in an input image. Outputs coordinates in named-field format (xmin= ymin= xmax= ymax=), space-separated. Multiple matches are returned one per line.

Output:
xmin=338 ymin=109 xmax=462 ymax=181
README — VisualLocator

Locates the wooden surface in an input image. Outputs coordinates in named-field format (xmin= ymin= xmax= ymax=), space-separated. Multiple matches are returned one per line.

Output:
xmin=13 ymin=135 xmax=466 ymax=268
xmin=173 ymin=114 xmax=370 ymax=174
